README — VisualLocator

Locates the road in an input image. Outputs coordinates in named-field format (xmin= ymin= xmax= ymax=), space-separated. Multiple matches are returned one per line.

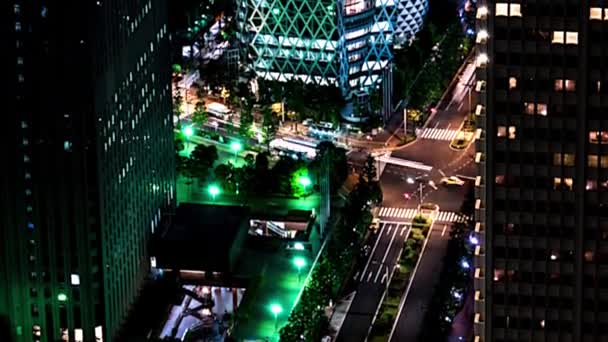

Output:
xmin=389 ymin=223 xmax=451 ymax=342
xmin=336 ymin=60 xmax=476 ymax=341
xmin=336 ymin=222 xmax=410 ymax=342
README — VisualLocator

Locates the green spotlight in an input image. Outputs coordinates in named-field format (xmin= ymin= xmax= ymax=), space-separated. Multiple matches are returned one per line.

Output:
xmin=208 ymin=185 xmax=220 ymax=200
xmin=183 ymin=126 xmax=194 ymax=138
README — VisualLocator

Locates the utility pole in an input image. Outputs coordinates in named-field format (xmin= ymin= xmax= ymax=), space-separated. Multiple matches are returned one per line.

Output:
xmin=403 ymin=108 xmax=408 ymax=136
xmin=418 ymin=182 xmax=423 ymax=214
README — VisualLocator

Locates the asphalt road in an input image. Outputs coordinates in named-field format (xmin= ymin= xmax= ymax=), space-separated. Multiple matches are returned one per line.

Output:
xmin=336 ymin=222 xmax=410 ymax=342
xmin=389 ymin=223 xmax=452 ymax=342
xmin=336 ymin=60 xmax=476 ymax=341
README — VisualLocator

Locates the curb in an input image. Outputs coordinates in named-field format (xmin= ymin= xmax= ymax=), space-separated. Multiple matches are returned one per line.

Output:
xmin=387 ymin=219 xmax=436 ymax=342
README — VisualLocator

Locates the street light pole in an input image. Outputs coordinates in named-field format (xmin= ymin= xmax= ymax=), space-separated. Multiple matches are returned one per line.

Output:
xmin=403 ymin=108 xmax=408 ymax=136
xmin=418 ymin=182 xmax=423 ymax=214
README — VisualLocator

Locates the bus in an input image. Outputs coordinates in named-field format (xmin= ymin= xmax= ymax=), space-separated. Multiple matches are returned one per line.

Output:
xmin=269 ymin=138 xmax=317 ymax=160
xmin=206 ymin=102 xmax=232 ymax=119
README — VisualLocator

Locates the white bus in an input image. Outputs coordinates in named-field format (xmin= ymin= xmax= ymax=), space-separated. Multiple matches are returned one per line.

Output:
xmin=269 ymin=138 xmax=317 ymax=160
xmin=206 ymin=102 xmax=232 ymax=119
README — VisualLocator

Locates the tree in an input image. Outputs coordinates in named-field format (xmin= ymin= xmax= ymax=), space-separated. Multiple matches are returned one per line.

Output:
xmin=239 ymin=103 xmax=254 ymax=138
xmin=261 ymin=106 xmax=278 ymax=147
xmin=174 ymin=136 xmax=185 ymax=154
xmin=192 ymin=102 xmax=209 ymax=126
xmin=313 ymin=141 xmax=348 ymax=194
xmin=214 ymin=164 xmax=236 ymax=193
xmin=173 ymin=84 xmax=184 ymax=119
xmin=190 ymin=145 xmax=218 ymax=181
xmin=291 ymin=167 xmax=311 ymax=198
xmin=362 ymin=154 xmax=377 ymax=182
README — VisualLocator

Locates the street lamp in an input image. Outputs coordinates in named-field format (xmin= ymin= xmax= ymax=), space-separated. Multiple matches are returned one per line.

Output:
xmin=208 ymin=185 xmax=220 ymax=201
xmin=293 ymin=257 xmax=306 ymax=282
xmin=293 ymin=242 xmax=305 ymax=251
xmin=183 ymin=125 xmax=194 ymax=152
xmin=270 ymin=303 xmax=283 ymax=330
xmin=230 ymin=141 xmax=242 ymax=161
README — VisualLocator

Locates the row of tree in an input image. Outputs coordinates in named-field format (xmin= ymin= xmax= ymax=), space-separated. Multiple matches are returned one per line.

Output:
xmin=175 ymin=139 xmax=349 ymax=198
xmin=279 ymin=157 xmax=382 ymax=341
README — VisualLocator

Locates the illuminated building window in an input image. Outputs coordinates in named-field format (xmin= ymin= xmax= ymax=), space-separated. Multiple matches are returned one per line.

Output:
xmin=589 ymin=7 xmax=607 ymax=20
xmin=495 ymin=175 xmax=505 ymax=184
xmin=586 ymin=180 xmax=597 ymax=191
xmin=588 ymin=155 xmax=608 ymax=168
xmin=497 ymin=126 xmax=507 ymax=137
xmin=554 ymin=79 xmax=576 ymax=91
xmin=553 ymin=153 xmax=575 ymax=166
xmin=552 ymin=31 xmax=578 ymax=44
xmin=493 ymin=269 xmax=505 ymax=282
xmin=507 ymin=126 xmax=516 ymax=139
xmin=70 ymin=274 xmax=80 ymax=286
xmin=495 ymin=3 xmax=521 ymax=17
xmin=524 ymin=102 xmax=547 ymax=116
xmin=553 ymin=177 xmax=573 ymax=190
xmin=508 ymin=77 xmax=517 ymax=89
xmin=589 ymin=131 xmax=608 ymax=144
xmin=584 ymin=250 xmax=595 ymax=262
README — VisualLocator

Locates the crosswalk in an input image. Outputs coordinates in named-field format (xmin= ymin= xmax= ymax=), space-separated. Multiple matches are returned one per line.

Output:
xmin=378 ymin=207 xmax=468 ymax=223
xmin=418 ymin=128 xmax=459 ymax=141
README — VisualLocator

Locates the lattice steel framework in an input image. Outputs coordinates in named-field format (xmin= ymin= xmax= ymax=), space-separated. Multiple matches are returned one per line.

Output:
xmin=394 ymin=0 xmax=428 ymax=43
xmin=239 ymin=0 xmax=428 ymax=101
xmin=245 ymin=0 xmax=340 ymax=85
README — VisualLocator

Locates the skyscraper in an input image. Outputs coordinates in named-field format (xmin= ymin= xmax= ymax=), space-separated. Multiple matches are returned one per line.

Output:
xmin=475 ymin=1 xmax=608 ymax=341
xmin=1 ymin=1 xmax=175 ymax=341
xmin=237 ymin=0 xmax=428 ymax=120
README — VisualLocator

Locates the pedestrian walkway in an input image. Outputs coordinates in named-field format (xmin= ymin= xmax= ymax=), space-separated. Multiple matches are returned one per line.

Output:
xmin=418 ymin=128 xmax=460 ymax=141
xmin=378 ymin=207 xmax=467 ymax=223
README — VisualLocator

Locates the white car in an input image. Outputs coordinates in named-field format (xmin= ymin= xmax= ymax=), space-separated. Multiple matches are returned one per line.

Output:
xmin=302 ymin=118 xmax=314 ymax=126
xmin=440 ymin=176 xmax=465 ymax=186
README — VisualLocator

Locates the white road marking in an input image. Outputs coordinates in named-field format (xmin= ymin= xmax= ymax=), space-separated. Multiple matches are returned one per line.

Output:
xmin=400 ymin=226 xmax=406 ymax=236
xmin=441 ymin=224 xmax=448 ymax=236
xmin=360 ymin=224 xmax=385 ymax=281
xmin=381 ymin=272 xmax=388 ymax=284
xmin=375 ymin=225 xmax=399 ymax=282
xmin=367 ymin=271 xmax=373 ymax=282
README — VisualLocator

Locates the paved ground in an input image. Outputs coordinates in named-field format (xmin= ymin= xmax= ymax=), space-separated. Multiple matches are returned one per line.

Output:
xmin=336 ymin=221 xmax=411 ymax=342
xmin=335 ymin=60 xmax=476 ymax=342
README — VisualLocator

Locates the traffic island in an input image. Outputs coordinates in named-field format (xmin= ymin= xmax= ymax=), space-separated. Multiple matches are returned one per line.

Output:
xmin=449 ymin=120 xmax=476 ymax=150
xmin=368 ymin=215 xmax=432 ymax=341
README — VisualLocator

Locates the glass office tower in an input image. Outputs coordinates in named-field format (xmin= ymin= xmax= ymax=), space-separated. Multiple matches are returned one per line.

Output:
xmin=1 ymin=1 xmax=175 ymax=341
xmin=475 ymin=1 xmax=608 ymax=341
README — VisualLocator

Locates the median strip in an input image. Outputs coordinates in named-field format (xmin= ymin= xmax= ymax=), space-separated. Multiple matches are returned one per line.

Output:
xmin=367 ymin=214 xmax=434 ymax=342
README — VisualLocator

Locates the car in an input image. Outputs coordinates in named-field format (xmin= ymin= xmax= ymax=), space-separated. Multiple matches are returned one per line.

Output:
xmin=369 ymin=218 xmax=380 ymax=232
xmin=302 ymin=118 xmax=314 ymax=126
xmin=440 ymin=176 xmax=465 ymax=186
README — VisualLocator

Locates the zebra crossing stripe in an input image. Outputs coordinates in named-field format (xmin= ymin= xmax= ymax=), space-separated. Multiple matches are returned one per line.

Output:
xmin=377 ymin=207 xmax=470 ymax=223
xmin=420 ymin=128 xmax=460 ymax=141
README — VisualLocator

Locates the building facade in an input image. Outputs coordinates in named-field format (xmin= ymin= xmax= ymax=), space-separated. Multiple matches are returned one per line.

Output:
xmin=1 ymin=1 xmax=175 ymax=342
xmin=238 ymin=0 xmax=428 ymax=120
xmin=475 ymin=1 xmax=608 ymax=341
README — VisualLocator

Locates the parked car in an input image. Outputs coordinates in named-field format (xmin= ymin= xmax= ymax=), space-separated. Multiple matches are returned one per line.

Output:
xmin=302 ymin=118 xmax=314 ymax=126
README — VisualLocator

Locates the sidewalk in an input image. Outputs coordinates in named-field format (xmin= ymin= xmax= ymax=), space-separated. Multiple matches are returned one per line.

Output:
xmin=327 ymin=292 xmax=356 ymax=339
xmin=448 ymin=289 xmax=474 ymax=342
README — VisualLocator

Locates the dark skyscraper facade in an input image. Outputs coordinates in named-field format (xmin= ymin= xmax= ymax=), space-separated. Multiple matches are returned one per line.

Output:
xmin=475 ymin=1 xmax=608 ymax=341
xmin=1 ymin=1 xmax=175 ymax=341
